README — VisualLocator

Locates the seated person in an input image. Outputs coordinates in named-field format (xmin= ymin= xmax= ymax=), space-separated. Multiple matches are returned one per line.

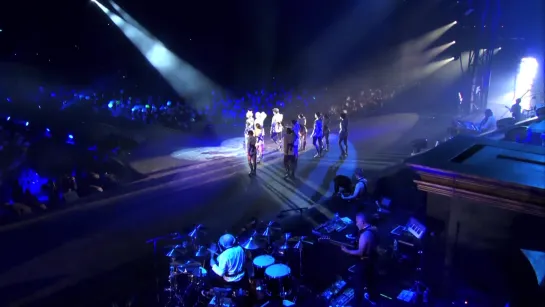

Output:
xmin=478 ymin=109 xmax=497 ymax=133
xmin=209 ymin=234 xmax=247 ymax=288
xmin=341 ymin=168 xmax=368 ymax=201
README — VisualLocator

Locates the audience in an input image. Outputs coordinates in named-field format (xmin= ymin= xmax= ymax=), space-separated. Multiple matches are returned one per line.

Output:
xmin=0 ymin=78 xmax=408 ymax=224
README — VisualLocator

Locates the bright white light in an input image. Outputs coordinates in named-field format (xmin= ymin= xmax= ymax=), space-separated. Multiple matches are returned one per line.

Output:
xmin=92 ymin=1 xmax=216 ymax=109
xmin=453 ymin=21 xmax=458 ymax=25
xmin=452 ymin=41 xmax=456 ymax=44
xmin=515 ymin=57 xmax=539 ymax=109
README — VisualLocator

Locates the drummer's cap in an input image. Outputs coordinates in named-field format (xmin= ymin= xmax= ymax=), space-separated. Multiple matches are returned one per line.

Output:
xmin=219 ymin=234 xmax=236 ymax=248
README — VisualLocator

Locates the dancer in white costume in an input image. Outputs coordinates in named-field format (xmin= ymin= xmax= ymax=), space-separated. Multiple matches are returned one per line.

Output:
xmin=270 ymin=108 xmax=284 ymax=151
xmin=297 ymin=114 xmax=307 ymax=151
xmin=254 ymin=112 xmax=267 ymax=163
xmin=254 ymin=123 xmax=265 ymax=163
xmin=243 ymin=109 xmax=255 ymax=150
xmin=254 ymin=111 xmax=267 ymax=128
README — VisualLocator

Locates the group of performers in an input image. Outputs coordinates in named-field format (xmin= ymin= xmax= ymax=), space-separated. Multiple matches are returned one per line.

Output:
xmin=244 ymin=108 xmax=349 ymax=177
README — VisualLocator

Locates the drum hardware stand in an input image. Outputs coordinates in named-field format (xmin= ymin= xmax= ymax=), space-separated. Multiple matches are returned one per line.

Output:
xmin=293 ymin=236 xmax=312 ymax=278
xmin=410 ymin=249 xmax=429 ymax=303
xmin=146 ymin=235 xmax=169 ymax=304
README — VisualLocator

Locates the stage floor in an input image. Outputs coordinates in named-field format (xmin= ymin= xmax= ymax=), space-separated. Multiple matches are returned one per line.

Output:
xmin=0 ymin=112 xmax=459 ymax=306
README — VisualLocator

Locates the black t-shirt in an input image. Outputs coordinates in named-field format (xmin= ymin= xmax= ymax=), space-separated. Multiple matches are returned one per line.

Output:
xmin=511 ymin=104 xmax=522 ymax=120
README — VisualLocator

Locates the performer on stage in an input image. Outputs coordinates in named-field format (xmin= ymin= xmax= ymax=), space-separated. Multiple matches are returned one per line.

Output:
xmin=341 ymin=212 xmax=379 ymax=306
xmin=311 ymin=112 xmax=324 ymax=158
xmin=297 ymin=114 xmax=307 ymax=151
xmin=283 ymin=127 xmax=298 ymax=179
xmin=254 ymin=123 xmax=265 ymax=163
xmin=255 ymin=111 xmax=267 ymax=129
xmin=270 ymin=108 xmax=284 ymax=151
xmin=510 ymin=98 xmax=522 ymax=122
xmin=322 ymin=114 xmax=331 ymax=151
xmin=246 ymin=130 xmax=257 ymax=176
xmin=254 ymin=111 xmax=267 ymax=162
xmin=339 ymin=112 xmax=348 ymax=158
xmin=243 ymin=109 xmax=255 ymax=150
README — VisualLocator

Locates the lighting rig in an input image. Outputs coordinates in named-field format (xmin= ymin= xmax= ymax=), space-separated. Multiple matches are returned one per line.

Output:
xmin=449 ymin=0 xmax=504 ymax=112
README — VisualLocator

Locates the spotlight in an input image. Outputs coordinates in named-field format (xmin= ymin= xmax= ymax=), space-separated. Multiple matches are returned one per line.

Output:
xmin=453 ymin=21 xmax=458 ymax=25
xmin=452 ymin=41 xmax=456 ymax=44
xmin=499 ymin=47 xmax=502 ymax=50
xmin=25 ymin=121 xmax=29 ymax=127
xmin=6 ymin=116 xmax=10 ymax=121
xmin=68 ymin=134 xmax=74 ymax=139
xmin=448 ymin=57 xmax=455 ymax=61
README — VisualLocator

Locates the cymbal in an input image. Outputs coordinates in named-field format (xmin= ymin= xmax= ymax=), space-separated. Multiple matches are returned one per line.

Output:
xmin=194 ymin=246 xmax=210 ymax=257
xmin=278 ymin=233 xmax=292 ymax=250
xmin=241 ymin=237 xmax=263 ymax=250
xmin=262 ymin=226 xmax=281 ymax=237
xmin=165 ymin=245 xmax=187 ymax=257
xmin=292 ymin=236 xmax=313 ymax=249
xmin=188 ymin=224 xmax=206 ymax=239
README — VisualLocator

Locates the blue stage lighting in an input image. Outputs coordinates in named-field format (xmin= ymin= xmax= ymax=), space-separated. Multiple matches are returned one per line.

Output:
xmin=25 ymin=121 xmax=29 ymax=126
xmin=68 ymin=134 xmax=74 ymax=139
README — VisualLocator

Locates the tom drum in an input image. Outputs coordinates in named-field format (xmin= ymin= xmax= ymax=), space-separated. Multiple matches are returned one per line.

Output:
xmin=253 ymin=255 xmax=275 ymax=279
xmin=265 ymin=264 xmax=292 ymax=298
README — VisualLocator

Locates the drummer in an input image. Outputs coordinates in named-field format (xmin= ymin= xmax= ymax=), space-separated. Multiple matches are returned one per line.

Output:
xmin=209 ymin=233 xmax=248 ymax=288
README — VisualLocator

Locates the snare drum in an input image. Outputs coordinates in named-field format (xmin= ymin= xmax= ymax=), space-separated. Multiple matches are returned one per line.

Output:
xmin=252 ymin=255 xmax=275 ymax=279
xmin=265 ymin=264 xmax=292 ymax=298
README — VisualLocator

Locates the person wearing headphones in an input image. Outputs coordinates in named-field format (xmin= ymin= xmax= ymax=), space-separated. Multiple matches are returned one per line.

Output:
xmin=209 ymin=233 xmax=247 ymax=286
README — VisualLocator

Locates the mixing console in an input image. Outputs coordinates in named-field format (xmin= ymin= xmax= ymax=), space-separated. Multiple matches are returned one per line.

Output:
xmin=320 ymin=279 xmax=347 ymax=300
xmin=329 ymin=288 xmax=354 ymax=306
xmin=313 ymin=216 xmax=352 ymax=235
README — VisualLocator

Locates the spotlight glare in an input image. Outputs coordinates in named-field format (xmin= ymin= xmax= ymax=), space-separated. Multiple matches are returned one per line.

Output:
xmin=452 ymin=41 xmax=456 ymax=44
xmin=448 ymin=57 xmax=455 ymax=61
xmin=453 ymin=21 xmax=458 ymax=25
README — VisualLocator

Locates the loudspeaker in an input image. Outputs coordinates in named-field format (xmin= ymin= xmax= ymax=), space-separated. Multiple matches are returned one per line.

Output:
xmin=497 ymin=117 xmax=516 ymax=129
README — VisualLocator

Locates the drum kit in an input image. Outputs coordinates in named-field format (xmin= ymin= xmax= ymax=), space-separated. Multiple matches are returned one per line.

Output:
xmin=147 ymin=221 xmax=314 ymax=306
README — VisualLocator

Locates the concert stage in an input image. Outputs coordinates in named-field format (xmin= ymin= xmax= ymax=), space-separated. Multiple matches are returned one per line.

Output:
xmin=0 ymin=112 xmax=467 ymax=306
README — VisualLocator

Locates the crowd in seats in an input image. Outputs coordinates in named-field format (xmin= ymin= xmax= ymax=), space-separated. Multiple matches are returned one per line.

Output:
xmin=0 ymin=116 xmax=127 ymax=224
xmin=4 ymin=80 xmax=408 ymax=132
